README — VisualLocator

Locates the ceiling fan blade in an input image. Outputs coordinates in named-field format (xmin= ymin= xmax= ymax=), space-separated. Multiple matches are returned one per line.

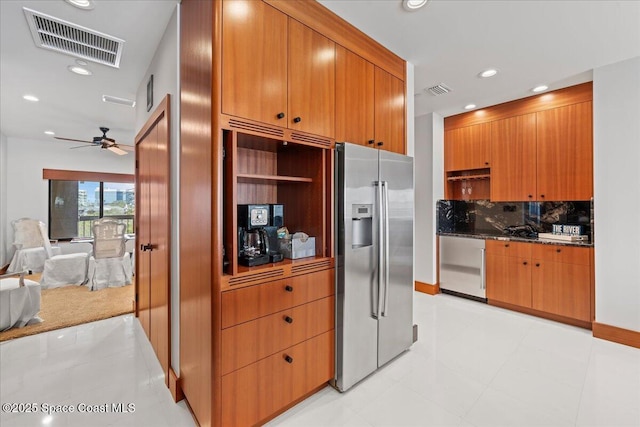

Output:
xmin=54 ymin=137 xmax=95 ymax=144
xmin=69 ymin=145 xmax=97 ymax=150
xmin=108 ymin=146 xmax=128 ymax=156
xmin=119 ymin=144 xmax=135 ymax=152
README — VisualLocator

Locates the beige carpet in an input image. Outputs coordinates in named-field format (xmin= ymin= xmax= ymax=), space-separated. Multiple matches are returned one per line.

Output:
xmin=0 ymin=274 xmax=134 ymax=342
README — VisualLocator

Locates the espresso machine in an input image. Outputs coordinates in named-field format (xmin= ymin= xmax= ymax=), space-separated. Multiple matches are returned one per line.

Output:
xmin=237 ymin=204 xmax=284 ymax=266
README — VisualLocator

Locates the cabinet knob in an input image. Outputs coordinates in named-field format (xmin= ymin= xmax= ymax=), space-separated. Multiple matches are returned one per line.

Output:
xmin=523 ymin=261 xmax=528 ymax=265
xmin=285 ymin=285 xmax=293 ymax=292
xmin=284 ymin=315 xmax=293 ymax=324
xmin=528 ymin=195 xmax=533 ymax=199
xmin=484 ymin=162 xmax=489 ymax=166
xmin=368 ymin=140 xmax=375 ymax=145
xmin=556 ymin=248 xmax=561 ymax=253
xmin=535 ymin=263 xmax=540 ymax=267
xmin=284 ymin=355 xmax=293 ymax=364
xmin=377 ymin=141 xmax=384 ymax=147
xmin=505 ymin=244 xmax=510 ymax=248
xmin=540 ymin=194 xmax=545 ymax=198
xmin=277 ymin=112 xmax=285 ymax=119
xmin=293 ymin=117 xmax=302 ymax=123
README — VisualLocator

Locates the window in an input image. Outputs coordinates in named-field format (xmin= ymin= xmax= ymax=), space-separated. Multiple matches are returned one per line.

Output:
xmin=44 ymin=169 xmax=135 ymax=239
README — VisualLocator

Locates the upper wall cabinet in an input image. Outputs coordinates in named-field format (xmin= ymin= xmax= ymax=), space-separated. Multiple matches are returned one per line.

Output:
xmin=536 ymin=102 xmax=593 ymax=201
xmin=490 ymin=113 xmax=537 ymax=201
xmin=335 ymin=48 xmax=406 ymax=154
xmin=444 ymin=123 xmax=490 ymax=172
xmin=335 ymin=46 xmax=375 ymax=147
xmin=222 ymin=0 xmax=288 ymax=127
xmin=374 ymin=67 xmax=406 ymax=154
xmin=222 ymin=0 xmax=335 ymax=138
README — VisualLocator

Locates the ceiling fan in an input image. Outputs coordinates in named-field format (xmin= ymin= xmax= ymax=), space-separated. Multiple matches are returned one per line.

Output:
xmin=54 ymin=127 xmax=134 ymax=156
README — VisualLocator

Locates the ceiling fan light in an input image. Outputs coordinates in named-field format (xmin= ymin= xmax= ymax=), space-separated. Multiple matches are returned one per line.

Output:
xmin=402 ymin=0 xmax=429 ymax=11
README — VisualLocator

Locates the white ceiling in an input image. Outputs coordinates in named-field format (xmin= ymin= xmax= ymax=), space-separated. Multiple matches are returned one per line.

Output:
xmin=0 ymin=0 xmax=176 ymax=147
xmin=319 ymin=0 xmax=640 ymax=118
xmin=1 ymin=0 xmax=638 ymax=149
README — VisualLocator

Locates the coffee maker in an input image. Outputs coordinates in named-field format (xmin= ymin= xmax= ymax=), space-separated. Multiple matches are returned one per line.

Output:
xmin=237 ymin=204 xmax=284 ymax=266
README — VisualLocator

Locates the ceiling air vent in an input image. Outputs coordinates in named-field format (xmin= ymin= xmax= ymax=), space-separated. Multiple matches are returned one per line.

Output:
xmin=425 ymin=83 xmax=452 ymax=96
xmin=23 ymin=7 xmax=125 ymax=68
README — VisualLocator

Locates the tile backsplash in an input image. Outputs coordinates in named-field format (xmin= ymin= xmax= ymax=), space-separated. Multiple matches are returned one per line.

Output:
xmin=437 ymin=200 xmax=593 ymax=240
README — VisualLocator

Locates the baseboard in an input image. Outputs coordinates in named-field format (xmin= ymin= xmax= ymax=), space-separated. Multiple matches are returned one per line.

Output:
xmin=488 ymin=300 xmax=592 ymax=330
xmin=169 ymin=367 xmax=185 ymax=402
xmin=592 ymin=322 xmax=640 ymax=349
xmin=415 ymin=281 xmax=439 ymax=295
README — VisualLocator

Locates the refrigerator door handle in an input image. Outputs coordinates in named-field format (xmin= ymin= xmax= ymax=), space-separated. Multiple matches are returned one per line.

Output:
xmin=382 ymin=181 xmax=390 ymax=317
xmin=375 ymin=181 xmax=384 ymax=319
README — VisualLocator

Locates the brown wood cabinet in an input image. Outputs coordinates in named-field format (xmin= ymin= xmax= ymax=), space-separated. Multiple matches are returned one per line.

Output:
xmin=490 ymin=113 xmax=537 ymax=201
xmin=536 ymin=102 xmax=593 ymax=201
xmin=444 ymin=123 xmax=490 ymax=172
xmin=335 ymin=48 xmax=406 ymax=154
xmin=486 ymin=240 xmax=593 ymax=324
xmin=222 ymin=0 xmax=335 ymax=138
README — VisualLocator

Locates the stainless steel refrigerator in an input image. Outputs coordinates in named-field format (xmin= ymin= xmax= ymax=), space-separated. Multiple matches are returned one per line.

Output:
xmin=333 ymin=142 xmax=415 ymax=392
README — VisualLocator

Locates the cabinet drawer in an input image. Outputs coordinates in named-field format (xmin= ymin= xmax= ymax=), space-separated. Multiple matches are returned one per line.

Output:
xmin=221 ymin=330 xmax=334 ymax=427
xmin=221 ymin=296 xmax=335 ymax=375
xmin=221 ymin=269 xmax=335 ymax=329
xmin=532 ymin=244 xmax=591 ymax=265
xmin=486 ymin=239 xmax=532 ymax=258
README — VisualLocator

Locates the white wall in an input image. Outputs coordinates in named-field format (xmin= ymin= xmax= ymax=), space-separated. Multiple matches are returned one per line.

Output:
xmin=414 ymin=113 xmax=444 ymax=285
xmin=0 ymin=131 xmax=8 ymax=265
xmin=134 ymin=6 xmax=181 ymax=375
xmin=593 ymin=56 xmax=640 ymax=332
xmin=3 ymin=136 xmax=134 ymax=260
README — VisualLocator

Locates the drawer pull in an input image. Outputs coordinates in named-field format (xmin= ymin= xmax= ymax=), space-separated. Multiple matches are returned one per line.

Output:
xmin=284 ymin=355 xmax=293 ymax=364
xmin=293 ymin=117 xmax=302 ymax=123
xmin=277 ymin=112 xmax=285 ymax=119
xmin=284 ymin=316 xmax=293 ymax=324
xmin=285 ymin=285 xmax=293 ymax=292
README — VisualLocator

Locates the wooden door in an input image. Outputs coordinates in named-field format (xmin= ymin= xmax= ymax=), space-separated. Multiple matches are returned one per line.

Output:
xmin=531 ymin=261 xmax=591 ymax=321
xmin=444 ymin=123 xmax=491 ymax=171
xmin=490 ymin=113 xmax=537 ymax=201
xmin=222 ymin=0 xmax=288 ymax=126
xmin=486 ymin=254 xmax=532 ymax=307
xmin=288 ymin=19 xmax=335 ymax=138
xmin=536 ymin=101 xmax=593 ymax=201
xmin=374 ymin=66 xmax=405 ymax=154
xmin=335 ymin=46 xmax=374 ymax=146
xmin=135 ymin=95 xmax=171 ymax=387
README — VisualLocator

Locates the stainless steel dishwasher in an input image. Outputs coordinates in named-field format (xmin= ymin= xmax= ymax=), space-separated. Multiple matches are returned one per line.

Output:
xmin=439 ymin=235 xmax=486 ymax=301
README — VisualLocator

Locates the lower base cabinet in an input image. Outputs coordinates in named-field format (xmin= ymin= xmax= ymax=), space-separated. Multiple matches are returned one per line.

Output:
xmin=221 ymin=330 xmax=335 ymax=427
xmin=486 ymin=240 xmax=593 ymax=323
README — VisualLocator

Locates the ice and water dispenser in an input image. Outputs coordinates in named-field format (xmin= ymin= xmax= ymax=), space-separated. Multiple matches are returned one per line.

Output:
xmin=351 ymin=204 xmax=373 ymax=249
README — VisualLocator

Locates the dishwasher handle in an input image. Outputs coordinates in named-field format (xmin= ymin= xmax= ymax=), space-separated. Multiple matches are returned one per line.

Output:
xmin=480 ymin=248 xmax=486 ymax=290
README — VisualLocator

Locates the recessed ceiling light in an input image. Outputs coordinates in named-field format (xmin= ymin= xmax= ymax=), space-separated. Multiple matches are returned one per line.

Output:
xmin=478 ymin=69 xmax=498 ymax=78
xmin=464 ymin=104 xmax=477 ymax=110
xmin=44 ymin=131 xmax=55 ymax=136
xmin=402 ymin=0 xmax=429 ymax=11
xmin=23 ymin=94 xmax=39 ymax=102
xmin=532 ymin=85 xmax=549 ymax=93
xmin=64 ymin=0 xmax=94 ymax=10
xmin=68 ymin=65 xmax=92 ymax=76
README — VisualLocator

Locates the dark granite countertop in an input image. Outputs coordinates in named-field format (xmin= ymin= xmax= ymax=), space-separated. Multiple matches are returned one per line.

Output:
xmin=437 ymin=231 xmax=594 ymax=248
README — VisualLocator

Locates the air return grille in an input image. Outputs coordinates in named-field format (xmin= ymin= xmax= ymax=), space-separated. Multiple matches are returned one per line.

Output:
xmin=425 ymin=83 xmax=452 ymax=96
xmin=23 ymin=7 xmax=125 ymax=68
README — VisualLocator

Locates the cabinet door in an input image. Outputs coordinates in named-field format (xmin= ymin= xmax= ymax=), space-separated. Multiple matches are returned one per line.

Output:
xmin=444 ymin=123 xmax=491 ymax=171
xmin=490 ymin=114 xmax=537 ymax=201
xmin=335 ymin=46 xmax=374 ymax=146
xmin=531 ymin=261 xmax=591 ymax=321
xmin=486 ymin=253 xmax=532 ymax=307
xmin=222 ymin=0 xmax=288 ymax=126
xmin=536 ymin=101 xmax=593 ymax=201
xmin=288 ymin=19 xmax=335 ymax=138
xmin=374 ymin=67 xmax=405 ymax=154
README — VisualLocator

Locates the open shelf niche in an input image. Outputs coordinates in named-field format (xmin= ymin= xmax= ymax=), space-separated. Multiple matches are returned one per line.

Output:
xmin=445 ymin=167 xmax=491 ymax=200
xmin=222 ymin=129 xmax=331 ymax=277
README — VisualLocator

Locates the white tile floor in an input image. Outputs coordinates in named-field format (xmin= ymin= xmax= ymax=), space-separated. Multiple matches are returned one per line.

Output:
xmin=1 ymin=292 xmax=639 ymax=426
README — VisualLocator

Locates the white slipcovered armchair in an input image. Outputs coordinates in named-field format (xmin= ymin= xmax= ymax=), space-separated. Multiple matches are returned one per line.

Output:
xmin=0 ymin=271 xmax=42 ymax=331
xmin=7 ymin=218 xmax=62 ymax=273
xmin=86 ymin=219 xmax=133 ymax=291
xmin=39 ymin=224 xmax=89 ymax=289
